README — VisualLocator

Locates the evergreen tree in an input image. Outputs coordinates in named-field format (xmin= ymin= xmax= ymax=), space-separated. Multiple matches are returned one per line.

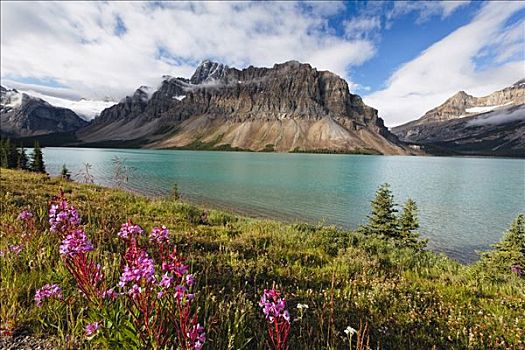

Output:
xmin=0 ymin=139 xmax=9 ymax=168
xmin=30 ymin=141 xmax=46 ymax=173
xmin=61 ymin=164 xmax=71 ymax=180
xmin=398 ymin=199 xmax=427 ymax=250
xmin=481 ymin=214 xmax=525 ymax=277
xmin=5 ymin=139 xmax=19 ymax=168
xmin=17 ymin=145 xmax=29 ymax=170
xmin=365 ymin=183 xmax=399 ymax=238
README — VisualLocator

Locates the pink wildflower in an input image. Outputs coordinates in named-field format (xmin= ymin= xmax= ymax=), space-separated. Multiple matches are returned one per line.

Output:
xmin=259 ymin=288 xmax=291 ymax=350
xmin=159 ymin=273 xmax=174 ymax=288
xmin=48 ymin=197 xmax=80 ymax=234
xmin=150 ymin=225 xmax=170 ymax=244
xmin=118 ymin=221 xmax=143 ymax=240
xmin=59 ymin=229 xmax=94 ymax=257
xmin=85 ymin=321 xmax=100 ymax=337
xmin=8 ymin=245 xmax=23 ymax=255
xmin=102 ymin=288 xmax=118 ymax=300
xmin=34 ymin=284 xmax=63 ymax=307
xmin=188 ymin=323 xmax=206 ymax=350
xmin=17 ymin=210 xmax=33 ymax=221
xmin=119 ymin=249 xmax=156 ymax=290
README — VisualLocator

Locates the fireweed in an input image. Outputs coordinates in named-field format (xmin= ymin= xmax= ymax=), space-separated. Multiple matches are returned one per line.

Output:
xmin=34 ymin=284 xmax=63 ymax=307
xmin=117 ymin=221 xmax=204 ymax=349
xmin=259 ymin=288 xmax=291 ymax=350
xmin=36 ymin=192 xmax=206 ymax=349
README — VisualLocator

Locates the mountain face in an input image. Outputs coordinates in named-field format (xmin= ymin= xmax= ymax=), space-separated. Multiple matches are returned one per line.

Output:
xmin=1 ymin=86 xmax=88 ymax=137
xmin=392 ymin=81 xmax=525 ymax=157
xmin=79 ymin=60 xmax=412 ymax=155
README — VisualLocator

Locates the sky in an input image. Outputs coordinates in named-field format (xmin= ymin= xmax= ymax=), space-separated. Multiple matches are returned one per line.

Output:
xmin=1 ymin=1 xmax=524 ymax=125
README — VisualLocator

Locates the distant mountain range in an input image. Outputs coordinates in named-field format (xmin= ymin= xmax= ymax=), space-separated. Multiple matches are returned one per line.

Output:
xmin=392 ymin=80 xmax=525 ymax=157
xmin=0 ymin=86 xmax=88 ymax=138
xmin=1 ymin=61 xmax=523 ymax=157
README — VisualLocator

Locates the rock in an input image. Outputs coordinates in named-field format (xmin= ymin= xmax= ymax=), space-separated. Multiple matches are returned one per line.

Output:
xmin=0 ymin=335 xmax=55 ymax=350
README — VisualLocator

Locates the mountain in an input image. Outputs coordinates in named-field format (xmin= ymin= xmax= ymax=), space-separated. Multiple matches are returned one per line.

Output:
xmin=79 ymin=60 xmax=413 ymax=155
xmin=1 ymin=86 xmax=89 ymax=137
xmin=392 ymin=81 xmax=525 ymax=157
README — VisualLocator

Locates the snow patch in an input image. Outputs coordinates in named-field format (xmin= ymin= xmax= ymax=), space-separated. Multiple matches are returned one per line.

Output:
xmin=173 ymin=95 xmax=186 ymax=101
xmin=466 ymin=103 xmax=511 ymax=114
xmin=21 ymin=90 xmax=117 ymax=120
xmin=2 ymin=89 xmax=23 ymax=108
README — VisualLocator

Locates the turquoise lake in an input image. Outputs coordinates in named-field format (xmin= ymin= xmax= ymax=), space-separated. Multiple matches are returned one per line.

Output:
xmin=42 ymin=147 xmax=525 ymax=263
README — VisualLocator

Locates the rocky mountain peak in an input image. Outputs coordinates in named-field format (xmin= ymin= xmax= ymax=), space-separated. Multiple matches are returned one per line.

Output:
xmin=190 ymin=60 xmax=228 ymax=84
xmin=1 ymin=87 xmax=87 ymax=137
xmin=132 ymin=86 xmax=153 ymax=102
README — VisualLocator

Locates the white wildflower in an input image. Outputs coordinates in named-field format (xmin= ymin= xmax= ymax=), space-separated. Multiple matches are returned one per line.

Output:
xmin=344 ymin=326 xmax=357 ymax=336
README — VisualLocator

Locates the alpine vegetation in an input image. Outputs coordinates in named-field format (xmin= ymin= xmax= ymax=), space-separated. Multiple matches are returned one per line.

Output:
xmin=1 ymin=169 xmax=524 ymax=349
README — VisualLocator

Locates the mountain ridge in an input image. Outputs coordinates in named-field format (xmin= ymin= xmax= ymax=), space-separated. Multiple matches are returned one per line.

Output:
xmin=78 ymin=60 xmax=413 ymax=155
xmin=0 ymin=86 xmax=88 ymax=138
xmin=392 ymin=81 xmax=525 ymax=157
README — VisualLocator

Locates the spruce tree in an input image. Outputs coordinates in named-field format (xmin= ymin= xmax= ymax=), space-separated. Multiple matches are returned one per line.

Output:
xmin=17 ymin=145 xmax=29 ymax=170
xmin=398 ymin=199 xmax=427 ymax=249
xmin=6 ymin=139 xmax=19 ymax=168
xmin=481 ymin=214 xmax=525 ymax=277
xmin=30 ymin=141 xmax=46 ymax=173
xmin=61 ymin=164 xmax=71 ymax=180
xmin=0 ymin=139 xmax=9 ymax=168
xmin=366 ymin=183 xmax=399 ymax=238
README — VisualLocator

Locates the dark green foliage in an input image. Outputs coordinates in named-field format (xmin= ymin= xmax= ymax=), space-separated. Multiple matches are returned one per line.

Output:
xmin=30 ymin=141 xmax=46 ymax=173
xmin=480 ymin=214 xmax=525 ymax=277
xmin=171 ymin=183 xmax=181 ymax=200
xmin=365 ymin=183 xmax=399 ymax=238
xmin=398 ymin=199 xmax=427 ymax=250
xmin=0 ymin=138 xmax=30 ymax=170
xmin=17 ymin=146 xmax=29 ymax=170
xmin=60 ymin=164 xmax=71 ymax=180
xmin=0 ymin=139 xmax=7 ymax=168
xmin=362 ymin=184 xmax=427 ymax=250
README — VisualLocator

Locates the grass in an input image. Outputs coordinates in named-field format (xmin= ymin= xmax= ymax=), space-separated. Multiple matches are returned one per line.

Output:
xmin=1 ymin=169 xmax=524 ymax=349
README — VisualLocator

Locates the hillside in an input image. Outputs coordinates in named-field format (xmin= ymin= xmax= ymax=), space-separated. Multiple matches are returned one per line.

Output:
xmin=1 ymin=169 xmax=524 ymax=349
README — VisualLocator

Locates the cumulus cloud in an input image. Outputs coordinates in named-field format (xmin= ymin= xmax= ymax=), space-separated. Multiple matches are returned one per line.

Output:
xmin=365 ymin=1 xmax=525 ymax=126
xmin=0 ymin=1 xmax=374 ymax=107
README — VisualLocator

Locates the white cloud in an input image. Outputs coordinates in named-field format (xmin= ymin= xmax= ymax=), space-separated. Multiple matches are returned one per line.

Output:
xmin=0 ymin=1 xmax=374 ymax=105
xmin=365 ymin=1 xmax=525 ymax=127
xmin=344 ymin=17 xmax=381 ymax=39
xmin=388 ymin=1 xmax=471 ymax=24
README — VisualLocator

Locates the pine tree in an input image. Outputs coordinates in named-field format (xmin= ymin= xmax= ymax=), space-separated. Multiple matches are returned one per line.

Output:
xmin=398 ymin=199 xmax=427 ymax=250
xmin=365 ymin=183 xmax=399 ymax=238
xmin=17 ymin=145 xmax=29 ymax=170
xmin=30 ymin=141 xmax=46 ymax=173
xmin=6 ymin=139 xmax=19 ymax=168
xmin=61 ymin=164 xmax=71 ymax=180
xmin=481 ymin=214 xmax=525 ymax=277
xmin=0 ymin=139 xmax=9 ymax=168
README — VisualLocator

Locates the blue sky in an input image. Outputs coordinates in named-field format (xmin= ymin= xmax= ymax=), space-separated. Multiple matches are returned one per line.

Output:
xmin=1 ymin=1 xmax=523 ymax=125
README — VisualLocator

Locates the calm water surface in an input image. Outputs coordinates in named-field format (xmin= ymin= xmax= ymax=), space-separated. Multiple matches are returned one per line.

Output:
xmin=42 ymin=148 xmax=525 ymax=263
